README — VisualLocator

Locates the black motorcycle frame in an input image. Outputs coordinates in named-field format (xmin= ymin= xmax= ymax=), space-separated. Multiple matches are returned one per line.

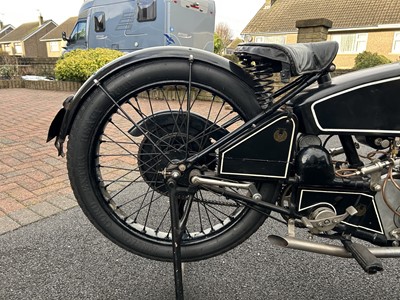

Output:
xmin=48 ymin=46 xmax=395 ymax=246
xmin=48 ymin=43 xmax=400 ymax=298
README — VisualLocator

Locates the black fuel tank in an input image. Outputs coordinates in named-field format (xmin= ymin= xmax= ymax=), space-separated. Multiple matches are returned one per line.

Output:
xmin=293 ymin=63 xmax=400 ymax=136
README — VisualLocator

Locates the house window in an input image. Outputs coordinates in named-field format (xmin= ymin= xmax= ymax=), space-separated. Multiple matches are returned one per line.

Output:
xmin=331 ymin=33 xmax=368 ymax=54
xmin=94 ymin=12 xmax=106 ymax=32
xmin=264 ymin=35 xmax=286 ymax=44
xmin=255 ymin=35 xmax=286 ymax=44
xmin=14 ymin=42 xmax=22 ymax=54
xmin=392 ymin=32 xmax=400 ymax=53
xmin=50 ymin=42 xmax=60 ymax=52
xmin=4 ymin=43 xmax=11 ymax=54
xmin=138 ymin=0 xmax=157 ymax=22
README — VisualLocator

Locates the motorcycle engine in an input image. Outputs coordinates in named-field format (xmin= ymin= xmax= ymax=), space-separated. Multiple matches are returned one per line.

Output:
xmin=296 ymin=135 xmax=335 ymax=184
xmin=355 ymin=135 xmax=393 ymax=150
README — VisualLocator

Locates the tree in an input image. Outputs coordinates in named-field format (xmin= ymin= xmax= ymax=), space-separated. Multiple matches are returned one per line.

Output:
xmin=214 ymin=33 xmax=224 ymax=55
xmin=215 ymin=22 xmax=233 ymax=53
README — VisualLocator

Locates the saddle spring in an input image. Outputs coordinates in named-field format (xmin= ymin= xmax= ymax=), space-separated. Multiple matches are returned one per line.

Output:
xmin=239 ymin=55 xmax=275 ymax=110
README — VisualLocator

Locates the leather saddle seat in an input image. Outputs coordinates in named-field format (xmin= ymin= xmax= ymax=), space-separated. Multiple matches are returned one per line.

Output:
xmin=235 ymin=41 xmax=339 ymax=76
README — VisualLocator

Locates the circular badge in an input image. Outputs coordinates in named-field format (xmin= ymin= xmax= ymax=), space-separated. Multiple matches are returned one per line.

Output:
xmin=274 ymin=128 xmax=288 ymax=143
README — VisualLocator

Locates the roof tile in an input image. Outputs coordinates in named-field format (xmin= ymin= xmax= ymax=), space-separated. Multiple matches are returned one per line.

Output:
xmin=242 ymin=0 xmax=400 ymax=34
xmin=40 ymin=17 xmax=78 ymax=41
xmin=0 ymin=22 xmax=40 ymax=42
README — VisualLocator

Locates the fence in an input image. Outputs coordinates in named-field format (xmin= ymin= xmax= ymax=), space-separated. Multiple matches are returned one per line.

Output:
xmin=0 ymin=56 xmax=58 ymax=77
xmin=16 ymin=57 xmax=58 ymax=77
xmin=0 ymin=79 xmax=82 ymax=91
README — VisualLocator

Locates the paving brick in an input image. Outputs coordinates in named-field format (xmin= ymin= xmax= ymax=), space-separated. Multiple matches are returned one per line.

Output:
xmin=35 ymin=163 xmax=57 ymax=173
xmin=58 ymin=187 xmax=73 ymax=195
xmin=7 ymin=186 xmax=36 ymax=201
xmin=10 ymin=151 xmax=30 ymax=160
xmin=41 ymin=174 xmax=69 ymax=187
xmin=0 ymin=198 xmax=26 ymax=213
xmin=26 ymin=169 xmax=53 ymax=181
xmin=0 ymin=164 xmax=15 ymax=174
xmin=0 ymin=137 xmax=15 ymax=145
xmin=42 ymin=157 xmax=63 ymax=166
xmin=46 ymin=196 xmax=77 ymax=211
xmin=3 ymin=175 xmax=45 ymax=190
xmin=49 ymin=168 xmax=68 ymax=178
xmin=0 ymin=183 xmax=19 ymax=193
xmin=8 ymin=208 xmax=42 ymax=226
xmin=25 ymin=141 xmax=44 ymax=149
xmin=0 ymin=157 xmax=22 ymax=167
xmin=22 ymin=197 xmax=48 ymax=206
xmin=0 ymin=216 xmax=21 ymax=235
xmin=29 ymin=201 xmax=62 ymax=217
xmin=2 ymin=167 xmax=37 ymax=178
xmin=32 ymin=182 xmax=68 ymax=196
xmin=0 ymin=89 xmax=74 ymax=233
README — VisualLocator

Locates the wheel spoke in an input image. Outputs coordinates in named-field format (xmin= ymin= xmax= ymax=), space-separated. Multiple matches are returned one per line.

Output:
xmin=94 ymin=83 xmax=250 ymax=243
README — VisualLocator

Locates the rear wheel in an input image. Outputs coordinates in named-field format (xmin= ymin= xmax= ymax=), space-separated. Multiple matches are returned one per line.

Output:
xmin=67 ymin=59 xmax=277 ymax=261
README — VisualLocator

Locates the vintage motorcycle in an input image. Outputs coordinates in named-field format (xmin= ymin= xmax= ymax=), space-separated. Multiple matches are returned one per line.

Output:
xmin=48 ymin=41 xmax=400 ymax=297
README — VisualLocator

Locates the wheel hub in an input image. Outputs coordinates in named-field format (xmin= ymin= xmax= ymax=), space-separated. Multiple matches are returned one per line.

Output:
xmin=137 ymin=121 xmax=212 ymax=194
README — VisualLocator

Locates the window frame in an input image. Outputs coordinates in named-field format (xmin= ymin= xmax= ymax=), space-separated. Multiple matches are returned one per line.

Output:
xmin=69 ymin=20 xmax=87 ymax=45
xmin=49 ymin=41 xmax=60 ymax=52
xmin=94 ymin=12 xmax=106 ymax=33
xmin=4 ymin=43 xmax=11 ymax=53
xmin=14 ymin=42 xmax=22 ymax=54
xmin=392 ymin=32 xmax=400 ymax=53
xmin=254 ymin=35 xmax=286 ymax=44
xmin=331 ymin=33 xmax=368 ymax=54
xmin=137 ymin=0 xmax=157 ymax=22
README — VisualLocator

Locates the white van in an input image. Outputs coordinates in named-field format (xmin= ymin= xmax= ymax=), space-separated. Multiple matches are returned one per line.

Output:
xmin=63 ymin=0 xmax=216 ymax=52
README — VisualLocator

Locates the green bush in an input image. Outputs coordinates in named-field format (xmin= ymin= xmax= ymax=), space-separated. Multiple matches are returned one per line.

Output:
xmin=0 ymin=65 xmax=17 ymax=79
xmin=0 ymin=51 xmax=18 ymax=79
xmin=55 ymin=48 xmax=124 ymax=82
xmin=354 ymin=51 xmax=391 ymax=70
xmin=214 ymin=33 xmax=223 ymax=55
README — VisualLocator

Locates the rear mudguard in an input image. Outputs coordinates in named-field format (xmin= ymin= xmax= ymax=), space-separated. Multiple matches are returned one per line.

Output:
xmin=47 ymin=46 xmax=257 ymax=156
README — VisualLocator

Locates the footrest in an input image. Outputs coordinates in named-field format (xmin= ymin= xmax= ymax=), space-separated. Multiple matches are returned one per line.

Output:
xmin=342 ymin=239 xmax=383 ymax=274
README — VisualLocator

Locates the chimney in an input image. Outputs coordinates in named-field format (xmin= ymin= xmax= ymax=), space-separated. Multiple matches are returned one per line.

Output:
xmin=265 ymin=0 xmax=277 ymax=9
xmin=0 ymin=21 xmax=3 ymax=30
xmin=38 ymin=14 xmax=43 ymax=26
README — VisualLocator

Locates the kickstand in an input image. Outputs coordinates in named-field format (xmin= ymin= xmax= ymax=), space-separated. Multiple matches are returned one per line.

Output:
xmin=168 ymin=178 xmax=185 ymax=300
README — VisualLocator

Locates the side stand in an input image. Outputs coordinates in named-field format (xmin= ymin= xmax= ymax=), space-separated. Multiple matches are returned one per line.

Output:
xmin=168 ymin=178 xmax=185 ymax=300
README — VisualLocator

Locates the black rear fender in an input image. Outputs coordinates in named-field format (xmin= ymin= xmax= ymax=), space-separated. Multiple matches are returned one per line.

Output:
xmin=48 ymin=46 xmax=258 ymax=156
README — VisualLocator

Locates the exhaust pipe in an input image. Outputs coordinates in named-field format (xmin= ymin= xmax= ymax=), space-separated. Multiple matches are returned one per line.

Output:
xmin=268 ymin=235 xmax=400 ymax=258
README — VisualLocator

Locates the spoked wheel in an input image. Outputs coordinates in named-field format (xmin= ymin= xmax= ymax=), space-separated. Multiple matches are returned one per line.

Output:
xmin=67 ymin=59 xmax=277 ymax=261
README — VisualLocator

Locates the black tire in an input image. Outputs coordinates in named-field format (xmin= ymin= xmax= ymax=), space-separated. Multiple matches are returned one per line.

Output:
xmin=67 ymin=58 xmax=277 ymax=262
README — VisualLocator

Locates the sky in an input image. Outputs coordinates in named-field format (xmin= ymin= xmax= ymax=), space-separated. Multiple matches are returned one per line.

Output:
xmin=0 ymin=0 xmax=264 ymax=38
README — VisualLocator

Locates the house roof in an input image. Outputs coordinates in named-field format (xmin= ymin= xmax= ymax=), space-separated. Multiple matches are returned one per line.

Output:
xmin=41 ymin=17 xmax=78 ymax=41
xmin=1 ymin=24 xmax=15 ymax=31
xmin=0 ymin=25 xmax=15 ymax=39
xmin=0 ymin=20 xmax=56 ymax=43
xmin=227 ymin=38 xmax=244 ymax=49
xmin=242 ymin=0 xmax=400 ymax=34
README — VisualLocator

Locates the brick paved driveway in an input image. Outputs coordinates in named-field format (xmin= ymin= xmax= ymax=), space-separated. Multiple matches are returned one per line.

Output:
xmin=0 ymin=89 xmax=77 ymax=235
